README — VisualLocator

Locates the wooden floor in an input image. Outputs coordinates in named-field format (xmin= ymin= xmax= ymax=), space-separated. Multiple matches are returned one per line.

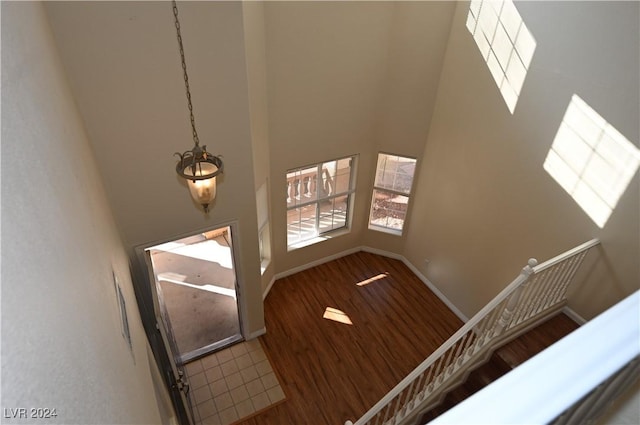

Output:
xmin=237 ymin=252 xmax=580 ymax=425
xmin=497 ymin=313 xmax=579 ymax=368
xmin=238 ymin=252 xmax=464 ymax=425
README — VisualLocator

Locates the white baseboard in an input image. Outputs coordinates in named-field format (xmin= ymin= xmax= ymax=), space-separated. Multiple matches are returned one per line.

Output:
xmin=273 ymin=246 xmax=362 ymax=280
xmin=360 ymin=245 xmax=405 ymax=261
xmin=562 ymin=305 xmax=587 ymax=325
xmin=402 ymin=257 xmax=469 ymax=323
xmin=361 ymin=246 xmax=469 ymax=323
xmin=266 ymin=245 xmax=468 ymax=323
xmin=263 ymin=276 xmax=276 ymax=300
xmin=247 ymin=327 xmax=266 ymax=340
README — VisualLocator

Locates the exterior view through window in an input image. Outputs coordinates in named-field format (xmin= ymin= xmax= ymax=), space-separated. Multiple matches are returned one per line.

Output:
xmin=369 ymin=153 xmax=416 ymax=234
xmin=286 ymin=156 xmax=356 ymax=249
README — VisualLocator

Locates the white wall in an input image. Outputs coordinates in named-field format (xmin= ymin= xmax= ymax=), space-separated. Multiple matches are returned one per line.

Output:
xmin=1 ymin=2 xmax=165 ymax=423
xmin=44 ymin=1 xmax=265 ymax=336
xmin=404 ymin=1 xmax=639 ymax=320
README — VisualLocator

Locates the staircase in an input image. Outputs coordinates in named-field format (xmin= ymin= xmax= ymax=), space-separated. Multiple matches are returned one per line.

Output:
xmin=419 ymin=313 xmax=579 ymax=422
xmin=345 ymin=239 xmax=604 ymax=425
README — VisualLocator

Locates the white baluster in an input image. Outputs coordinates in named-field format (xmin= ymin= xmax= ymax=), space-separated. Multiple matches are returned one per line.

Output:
xmin=304 ymin=176 xmax=312 ymax=197
xmin=294 ymin=179 xmax=301 ymax=200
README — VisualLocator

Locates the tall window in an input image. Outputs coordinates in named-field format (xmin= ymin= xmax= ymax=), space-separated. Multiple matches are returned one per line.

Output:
xmin=369 ymin=153 xmax=416 ymax=234
xmin=286 ymin=156 xmax=356 ymax=249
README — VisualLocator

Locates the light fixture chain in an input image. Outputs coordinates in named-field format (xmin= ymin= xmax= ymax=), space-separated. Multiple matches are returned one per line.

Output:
xmin=172 ymin=0 xmax=200 ymax=147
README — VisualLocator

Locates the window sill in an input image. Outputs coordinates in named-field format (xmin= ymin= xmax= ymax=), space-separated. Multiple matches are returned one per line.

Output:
xmin=287 ymin=228 xmax=350 ymax=252
xmin=368 ymin=224 xmax=403 ymax=236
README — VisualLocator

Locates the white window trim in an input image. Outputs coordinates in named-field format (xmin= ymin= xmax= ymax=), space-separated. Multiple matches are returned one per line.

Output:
xmin=286 ymin=155 xmax=357 ymax=250
xmin=368 ymin=152 xmax=417 ymax=236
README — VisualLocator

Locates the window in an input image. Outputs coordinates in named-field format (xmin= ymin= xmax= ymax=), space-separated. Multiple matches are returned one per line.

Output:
xmin=286 ymin=156 xmax=356 ymax=249
xmin=369 ymin=153 xmax=416 ymax=234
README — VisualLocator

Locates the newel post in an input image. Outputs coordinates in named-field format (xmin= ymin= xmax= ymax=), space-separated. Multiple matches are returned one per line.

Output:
xmin=494 ymin=258 xmax=538 ymax=335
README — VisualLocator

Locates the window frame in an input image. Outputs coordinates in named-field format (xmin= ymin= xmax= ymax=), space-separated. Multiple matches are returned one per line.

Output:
xmin=368 ymin=152 xmax=417 ymax=235
xmin=286 ymin=155 xmax=357 ymax=250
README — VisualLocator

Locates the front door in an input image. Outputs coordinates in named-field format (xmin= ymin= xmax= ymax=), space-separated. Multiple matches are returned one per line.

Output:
xmin=146 ymin=225 xmax=244 ymax=363
xmin=136 ymin=223 xmax=245 ymax=424
xmin=142 ymin=250 xmax=195 ymax=425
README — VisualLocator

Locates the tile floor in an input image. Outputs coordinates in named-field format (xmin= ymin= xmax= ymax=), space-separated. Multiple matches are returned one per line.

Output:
xmin=185 ymin=339 xmax=286 ymax=425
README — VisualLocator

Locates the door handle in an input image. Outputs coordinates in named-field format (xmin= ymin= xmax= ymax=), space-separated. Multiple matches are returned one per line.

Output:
xmin=176 ymin=375 xmax=190 ymax=396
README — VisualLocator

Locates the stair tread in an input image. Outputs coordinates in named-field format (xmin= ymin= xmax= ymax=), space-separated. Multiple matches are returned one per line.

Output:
xmin=495 ymin=313 xmax=579 ymax=368
xmin=418 ymin=313 xmax=579 ymax=424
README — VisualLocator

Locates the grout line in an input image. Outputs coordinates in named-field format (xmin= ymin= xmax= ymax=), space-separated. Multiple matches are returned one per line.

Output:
xmin=187 ymin=340 xmax=287 ymax=425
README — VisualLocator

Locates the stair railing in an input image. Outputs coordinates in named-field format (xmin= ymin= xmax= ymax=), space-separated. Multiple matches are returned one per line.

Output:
xmin=345 ymin=239 xmax=600 ymax=425
xmin=430 ymin=291 xmax=640 ymax=425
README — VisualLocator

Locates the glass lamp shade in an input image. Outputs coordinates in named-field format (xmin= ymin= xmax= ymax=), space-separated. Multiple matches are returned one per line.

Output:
xmin=185 ymin=162 xmax=219 ymax=212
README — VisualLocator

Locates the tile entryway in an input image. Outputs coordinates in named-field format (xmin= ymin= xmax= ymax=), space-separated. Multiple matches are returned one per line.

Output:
xmin=185 ymin=339 xmax=286 ymax=425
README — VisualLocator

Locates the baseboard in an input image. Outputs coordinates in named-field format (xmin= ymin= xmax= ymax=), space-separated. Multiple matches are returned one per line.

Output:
xmin=247 ymin=327 xmax=266 ymax=340
xmin=562 ymin=305 xmax=587 ymax=325
xmin=360 ymin=246 xmax=405 ymax=261
xmin=263 ymin=247 xmax=360 ymax=300
xmin=263 ymin=276 xmax=276 ymax=300
xmin=361 ymin=246 xmax=469 ymax=323
xmin=401 ymin=257 xmax=469 ymax=323
xmin=273 ymin=246 xmax=362 ymax=280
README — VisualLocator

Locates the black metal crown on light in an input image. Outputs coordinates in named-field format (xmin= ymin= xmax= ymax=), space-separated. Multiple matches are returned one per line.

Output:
xmin=172 ymin=0 xmax=223 ymax=213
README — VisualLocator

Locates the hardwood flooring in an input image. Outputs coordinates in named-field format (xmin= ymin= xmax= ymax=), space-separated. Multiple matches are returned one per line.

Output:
xmin=238 ymin=251 xmax=463 ymax=425
xmin=237 ymin=252 xmax=579 ymax=425
xmin=496 ymin=313 xmax=579 ymax=369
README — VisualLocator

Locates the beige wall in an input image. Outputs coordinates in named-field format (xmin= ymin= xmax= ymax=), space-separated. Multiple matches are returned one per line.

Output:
xmin=264 ymin=1 xmax=392 ymax=272
xmin=32 ymin=0 xmax=637 ymax=347
xmin=403 ymin=1 xmax=639 ymax=320
xmin=1 ymin=2 xmax=166 ymax=422
xmin=265 ymin=1 xmax=456 ymax=271
xmin=44 ymin=1 xmax=265 ymax=335
xmin=362 ymin=1 xmax=456 ymax=253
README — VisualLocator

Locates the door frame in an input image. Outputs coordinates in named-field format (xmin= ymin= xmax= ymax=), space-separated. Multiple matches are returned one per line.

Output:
xmin=132 ymin=220 xmax=249 ymax=425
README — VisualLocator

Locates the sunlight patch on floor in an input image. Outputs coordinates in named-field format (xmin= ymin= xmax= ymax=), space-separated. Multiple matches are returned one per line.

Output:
xmin=356 ymin=272 xmax=390 ymax=287
xmin=544 ymin=94 xmax=640 ymax=228
xmin=323 ymin=307 xmax=353 ymax=325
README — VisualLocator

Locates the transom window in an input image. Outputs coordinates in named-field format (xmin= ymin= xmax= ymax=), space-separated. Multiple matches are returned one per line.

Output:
xmin=368 ymin=153 xmax=417 ymax=234
xmin=286 ymin=156 xmax=356 ymax=249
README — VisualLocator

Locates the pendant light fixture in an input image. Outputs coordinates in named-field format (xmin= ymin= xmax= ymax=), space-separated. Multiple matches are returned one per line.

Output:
xmin=172 ymin=0 xmax=223 ymax=213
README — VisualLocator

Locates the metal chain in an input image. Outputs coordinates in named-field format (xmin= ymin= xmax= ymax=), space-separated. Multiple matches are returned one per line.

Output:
xmin=172 ymin=0 xmax=200 ymax=147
